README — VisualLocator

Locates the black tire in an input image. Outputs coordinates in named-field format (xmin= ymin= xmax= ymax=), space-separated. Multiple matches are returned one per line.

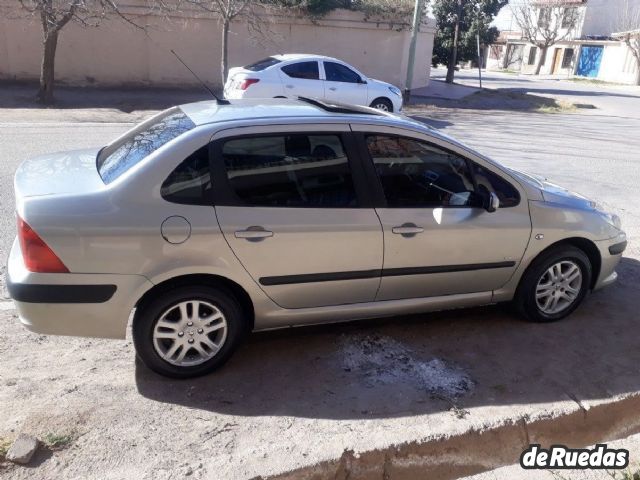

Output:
xmin=133 ymin=285 xmax=246 ymax=378
xmin=369 ymin=97 xmax=393 ymax=112
xmin=514 ymin=245 xmax=592 ymax=323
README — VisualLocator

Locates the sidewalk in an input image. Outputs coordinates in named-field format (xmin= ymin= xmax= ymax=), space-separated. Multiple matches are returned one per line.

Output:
xmin=411 ymin=79 xmax=480 ymax=101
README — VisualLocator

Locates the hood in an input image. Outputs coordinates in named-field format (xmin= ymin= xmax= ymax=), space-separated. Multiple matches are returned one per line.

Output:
xmin=510 ymin=169 xmax=595 ymax=210
xmin=368 ymin=78 xmax=396 ymax=90
xmin=15 ymin=148 xmax=105 ymax=198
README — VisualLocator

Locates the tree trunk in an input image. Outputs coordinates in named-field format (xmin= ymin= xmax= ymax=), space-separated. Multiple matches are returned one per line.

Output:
xmin=37 ymin=30 xmax=59 ymax=104
xmin=635 ymin=64 xmax=640 ymax=86
xmin=534 ymin=46 xmax=547 ymax=75
xmin=220 ymin=19 xmax=229 ymax=87
xmin=446 ymin=0 xmax=463 ymax=83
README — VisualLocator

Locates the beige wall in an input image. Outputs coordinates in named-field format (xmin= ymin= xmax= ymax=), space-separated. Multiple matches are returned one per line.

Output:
xmin=0 ymin=8 xmax=435 ymax=90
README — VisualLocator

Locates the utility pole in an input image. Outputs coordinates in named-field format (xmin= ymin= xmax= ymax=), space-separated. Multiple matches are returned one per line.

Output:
xmin=477 ymin=31 xmax=483 ymax=88
xmin=404 ymin=0 xmax=426 ymax=103
xmin=446 ymin=0 xmax=463 ymax=83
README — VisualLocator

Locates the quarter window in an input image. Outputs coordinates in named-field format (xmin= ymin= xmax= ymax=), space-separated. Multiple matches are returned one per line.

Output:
xmin=281 ymin=61 xmax=320 ymax=80
xmin=324 ymin=62 xmax=361 ymax=83
xmin=222 ymin=134 xmax=357 ymax=208
xmin=161 ymin=146 xmax=212 ymax=205
xmin=366 ymin=135 xmax=476 ymax=208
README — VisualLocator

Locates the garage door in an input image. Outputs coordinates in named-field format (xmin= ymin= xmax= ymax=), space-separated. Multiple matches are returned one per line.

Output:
xmin=576 ymin=45 xmax=603 ymax=78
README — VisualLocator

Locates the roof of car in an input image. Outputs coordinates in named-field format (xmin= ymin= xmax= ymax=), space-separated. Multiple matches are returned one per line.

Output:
xmin=179 ymin=98 xmax=426 ymax=129
xmin=271 ymin=53 xmax=340 ymax=62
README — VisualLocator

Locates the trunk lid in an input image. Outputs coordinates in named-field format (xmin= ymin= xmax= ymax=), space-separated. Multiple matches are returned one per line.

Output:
xmin=14 ymin=148 xmax=105 ymax=199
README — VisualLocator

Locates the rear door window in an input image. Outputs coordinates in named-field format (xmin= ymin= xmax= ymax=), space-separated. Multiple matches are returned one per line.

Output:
xmin=281 ymin=61 xmax=320 ymax=80
xmin=97 ymin=108 xmax=195 ymax=184
xmin=221 ymin=134 xmax=357 ymax=207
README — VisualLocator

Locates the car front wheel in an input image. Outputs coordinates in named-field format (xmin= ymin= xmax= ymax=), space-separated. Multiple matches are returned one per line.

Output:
xmin=514 ymin=245 xmax=592 ymax=322
xmin=133 ymin=286 xmax=246 ymax=378
xmin=370 ymin=97 xmax=393 ymax=112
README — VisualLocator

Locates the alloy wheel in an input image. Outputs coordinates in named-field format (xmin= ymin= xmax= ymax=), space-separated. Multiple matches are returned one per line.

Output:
xmin=535 ymin=260 xmax=583 ymax=315
xmin=152 ymin=300 xmax=228 ymax=366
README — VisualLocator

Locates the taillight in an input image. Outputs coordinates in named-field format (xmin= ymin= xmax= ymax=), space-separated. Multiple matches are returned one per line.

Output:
xmin=17 ymin=216 xmax=69 ymax=273
xmin=238 ymin=78 xmax=260 ymax=90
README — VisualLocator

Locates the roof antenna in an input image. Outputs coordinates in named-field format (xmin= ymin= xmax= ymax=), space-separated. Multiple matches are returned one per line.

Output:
xmin=171 ymin=49 xmax=229 ymax=105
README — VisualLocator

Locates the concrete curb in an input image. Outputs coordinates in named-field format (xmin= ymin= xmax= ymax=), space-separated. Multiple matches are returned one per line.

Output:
xmin=265 ymin=394 xmax=640 ymax=480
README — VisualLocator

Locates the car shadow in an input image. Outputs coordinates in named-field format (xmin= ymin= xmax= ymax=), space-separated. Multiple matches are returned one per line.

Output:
xmin=136 ymin=256 xmax=640 ymax=421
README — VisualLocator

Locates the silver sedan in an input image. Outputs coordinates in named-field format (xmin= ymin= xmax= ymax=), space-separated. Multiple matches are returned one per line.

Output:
xmin=8 ymin=98 xmax=627 ymax=377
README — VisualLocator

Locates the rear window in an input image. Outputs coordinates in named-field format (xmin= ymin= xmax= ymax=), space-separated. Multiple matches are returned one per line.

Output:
xmin=244 ymin=57 xmax=281 ymax=71
xmin=97 ymin=108 xmax=195 ymax=184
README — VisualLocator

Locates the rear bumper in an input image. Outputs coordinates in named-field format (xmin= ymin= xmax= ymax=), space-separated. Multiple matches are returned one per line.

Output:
xmin=7 ymin=238 xmax=152 ymax=339
xmin=593 ymin=232 xmax=627 ymax=291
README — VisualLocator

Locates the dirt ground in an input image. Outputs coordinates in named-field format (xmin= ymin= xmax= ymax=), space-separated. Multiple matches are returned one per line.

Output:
xmin=1 ymin=254 xmax=639 ymax=479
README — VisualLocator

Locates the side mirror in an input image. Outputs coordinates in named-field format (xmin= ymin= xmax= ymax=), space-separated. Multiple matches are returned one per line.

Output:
xmin=485 ymin=192 xmax=500 ymax=212
xmin=358 ymin=78 xmax=367 ymax=84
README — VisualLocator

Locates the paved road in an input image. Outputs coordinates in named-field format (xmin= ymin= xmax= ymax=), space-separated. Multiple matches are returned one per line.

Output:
xmin=433 ymin=66 xmax=640 ymax=119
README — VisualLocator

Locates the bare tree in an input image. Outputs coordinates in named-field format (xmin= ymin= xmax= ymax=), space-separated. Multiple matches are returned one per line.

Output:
xmin=511 ymin=0 xmax=582 ymax=75
xmin=614 ymin=0 xmax=640 ymax=85
xmin=6 ymin=0 xmax=165 ymax=104
xmin=184 ymin=0 xmax=274 ymax=86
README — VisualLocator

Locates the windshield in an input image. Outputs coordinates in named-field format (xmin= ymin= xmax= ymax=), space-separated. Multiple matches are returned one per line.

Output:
xmin=244 ymin=57 xmax=281 ymax=71
xmin=97 ymin=107 xmax=196 ymax=184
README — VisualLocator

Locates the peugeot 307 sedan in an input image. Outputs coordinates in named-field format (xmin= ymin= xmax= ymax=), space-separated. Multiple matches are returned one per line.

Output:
xmin=8 ymin=97 xmax=627 ymax=378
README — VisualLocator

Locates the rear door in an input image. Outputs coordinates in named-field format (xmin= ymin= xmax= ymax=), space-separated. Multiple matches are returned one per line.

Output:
xmin=322 ymin=61 xmax=368 ymax=106
xmin=352 ymin=125 xmax=531 ymax=301
xmin=277 ymin=61 xmax=323 ymax=99
xmin=212 ymin=124 xmax=383 ymax=309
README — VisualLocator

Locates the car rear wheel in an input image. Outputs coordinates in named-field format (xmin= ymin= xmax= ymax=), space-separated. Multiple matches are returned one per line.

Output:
xmin=370 ymin=97 xmax=393 ymax=112
xmin=514 ymin=245 xmax=592 ymax=322
xmin=133 ymin=286 xmax=246 ymax=378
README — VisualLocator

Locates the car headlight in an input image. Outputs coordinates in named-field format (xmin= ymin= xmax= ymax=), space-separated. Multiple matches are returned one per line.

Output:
xmin=388 ymin=86 xmax=401 ymax=97
xmin=599 ymin=211 xmax=622 ymax=230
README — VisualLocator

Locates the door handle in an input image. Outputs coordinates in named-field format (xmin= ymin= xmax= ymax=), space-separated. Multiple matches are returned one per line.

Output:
xmin=329 ymin=87 xmax=337 ymax=91
xmin=392 ymin=224 xmax=424 ymax=236
xmin=285 ymin=85 xmax=294 ymax=89
xmin=235 ymin=226 xmax=273 ymax=240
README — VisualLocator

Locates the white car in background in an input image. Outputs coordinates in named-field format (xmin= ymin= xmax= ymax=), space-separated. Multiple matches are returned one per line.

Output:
xmin=223 ymin=54 xmax=403 ymax=112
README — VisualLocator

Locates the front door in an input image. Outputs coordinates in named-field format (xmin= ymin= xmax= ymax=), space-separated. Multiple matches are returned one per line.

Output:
xmin=212 ymin=125 xmax=383 ymax=309
xmin=552 ymin=48 xmax=563 ymax=73
xmin=353 ymin=128 xmax=531 ymax=301
xmin=577 ymin=46 xmax=604 ymax=77
xmin=322 ymin=61 xmax=369 ymax=106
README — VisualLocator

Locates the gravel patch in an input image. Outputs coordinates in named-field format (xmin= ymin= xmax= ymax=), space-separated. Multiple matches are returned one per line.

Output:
xmin=340 ymin=334 xmax=473 ymax=400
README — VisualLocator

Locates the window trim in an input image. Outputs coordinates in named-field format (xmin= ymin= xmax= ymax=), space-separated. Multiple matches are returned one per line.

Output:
xmin=210 ymin=131 xmax=374 ymax=209
xmin=355 ymin=132 xmax=521 ymax=209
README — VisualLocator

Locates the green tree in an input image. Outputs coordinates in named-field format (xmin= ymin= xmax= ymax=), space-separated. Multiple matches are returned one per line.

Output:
xmin=432 ymin=0 xmax=506 ymax=83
